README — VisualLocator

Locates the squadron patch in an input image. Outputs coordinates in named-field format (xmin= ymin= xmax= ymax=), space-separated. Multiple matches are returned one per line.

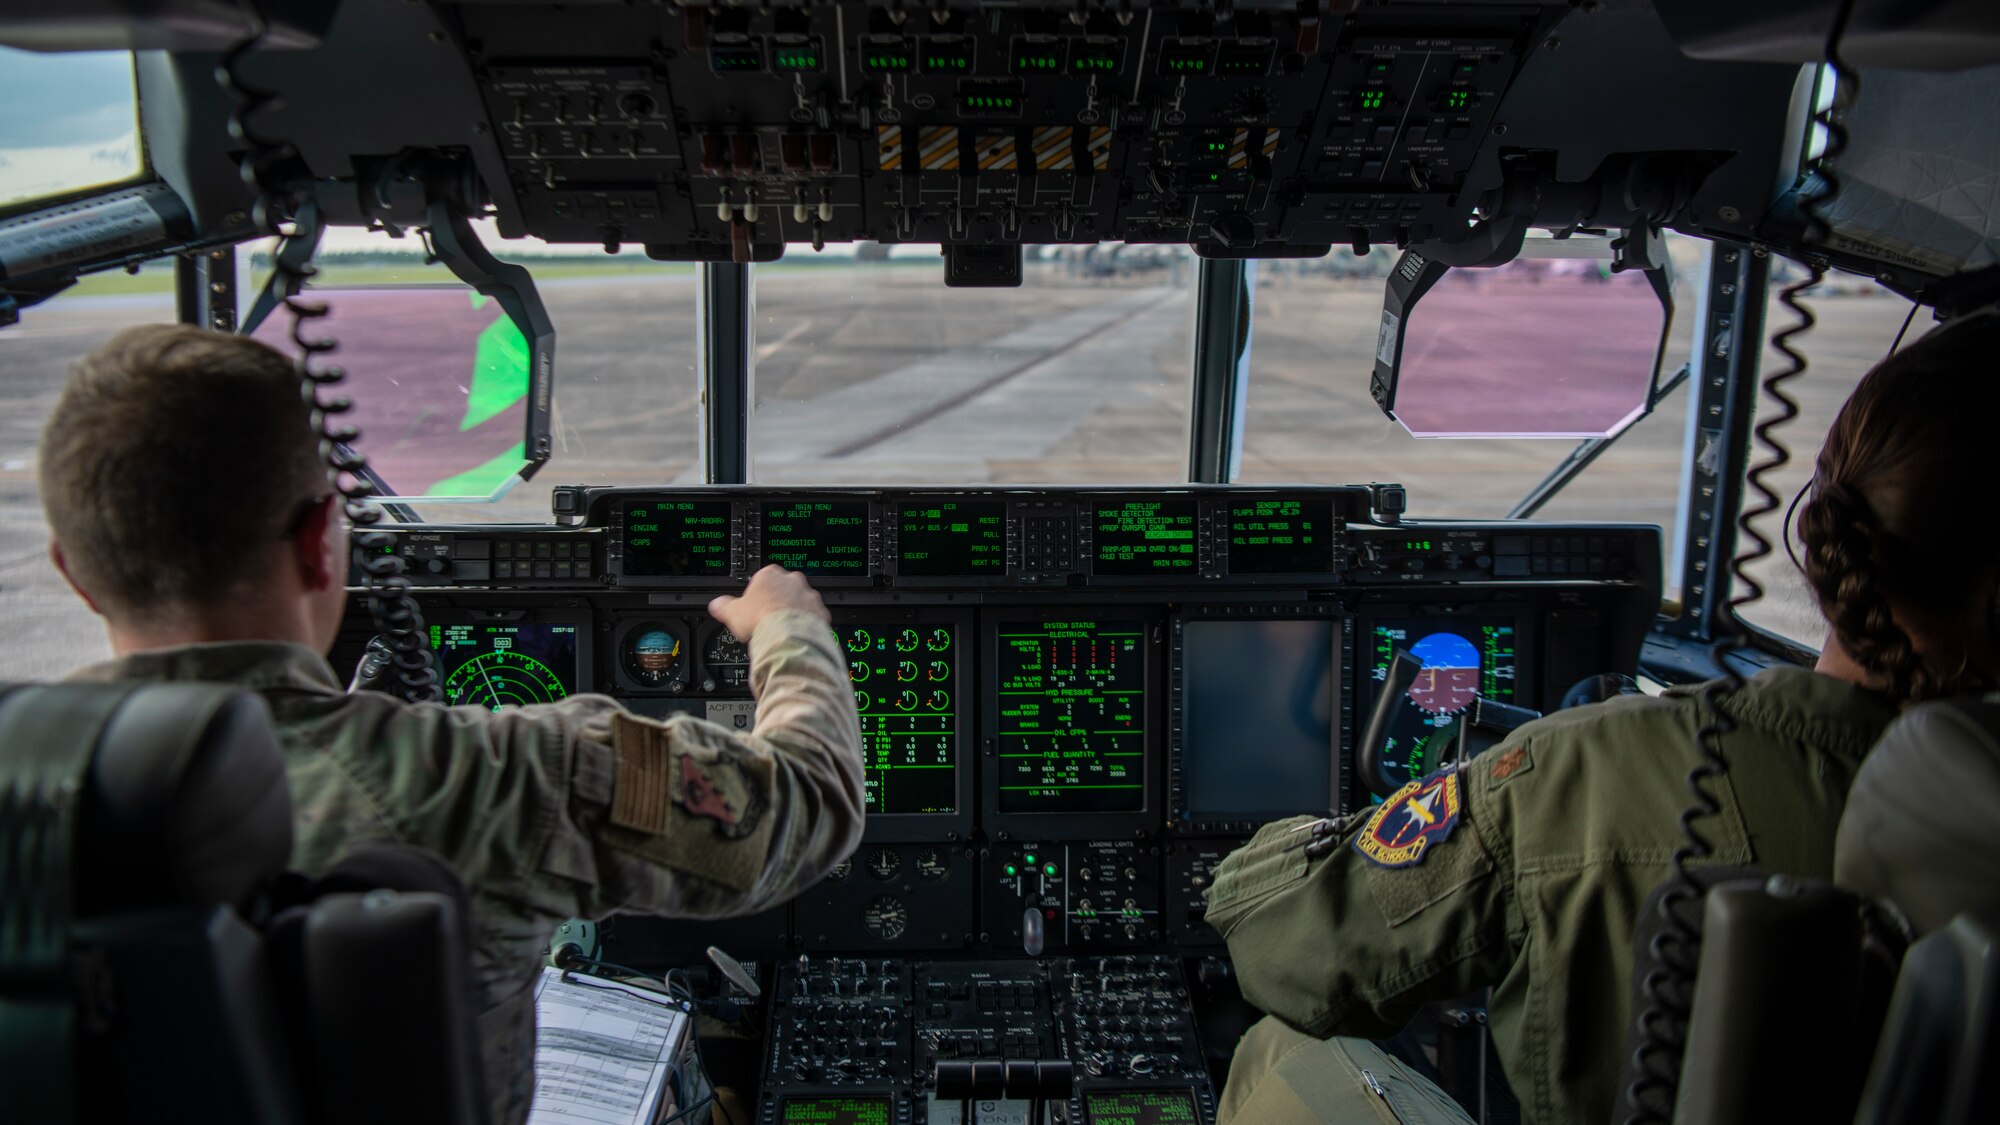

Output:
xmin=677 ymin=753 xmax=766 ymax=840
xmin=1353 ymin=771 xmax=1463 ymax=869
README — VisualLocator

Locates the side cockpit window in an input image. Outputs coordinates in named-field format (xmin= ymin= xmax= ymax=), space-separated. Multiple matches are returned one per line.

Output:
xmin=0 ymin=46 xmax=144 ymax=212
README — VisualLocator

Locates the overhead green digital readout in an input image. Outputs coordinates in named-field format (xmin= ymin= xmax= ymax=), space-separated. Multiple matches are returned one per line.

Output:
xmin=1094 ymin=500 xmax=1197 ymax=574
xmin=762 ymin=501 xmax=869 ymax=575
xmin=622 ymin=500 xmax=731 ymax=577
xmin=1069 ymin=41 xmax=1119 ymax=73
xmin=710 ymin=43 xmax=764 ymax=73
xmin=1152 ymin=40 xmax=1208 ymax=74
xmin=959 ymin=92 xmax=1020 ymax=116
xmin=922 ymin=37 xmax=973 ymax=73
xmin=898 ymin=501 xmax=1005 ymax=576
xmin=1227 ymin=497 xmax=1335 ymax=574
xmin=1434 ymin=87 xmax=1474 ymax=112
xmin=859 ymin=40 xmax=912 ymax=73
xmin=996 ymin=621 xmax=1145 ymax=814
xmin=1216 ymin=43 xmax=1273 ymax=76
xmin=1012 ymin=42 xmax=1062 ymax=73
xmin=773 ymin=41 xmax=823 ymax=72
xmin=840 ymin=624 xmax=957 ymax=815
xmin=1356 ymin=88 xmax=1388 ymax=111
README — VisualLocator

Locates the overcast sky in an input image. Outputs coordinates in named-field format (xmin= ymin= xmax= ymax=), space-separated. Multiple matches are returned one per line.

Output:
xmin=0 ymin=48 xmax=137 ymax=150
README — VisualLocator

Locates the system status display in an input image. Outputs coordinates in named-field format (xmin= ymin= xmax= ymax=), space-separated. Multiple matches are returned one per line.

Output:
xmin=996 ymin=621 xmax=1145 ymax=813
xmin=898 ymin=501 xmax=1005 ymax=576
xmin=839 ymin=624 xmax=957 ymax=816
xmin=1085 ymin=1089 xmax=1201 ymax=1125
xmin=1094 ymin=500 xmax=1197 ymax=574
xmin=779 ymin=1097 xmax=892 ymax=1125
xmin=1227 ymin=497 xmax=1335 ymax=574
xmin=621 ymin=500 xmax=731 ymax=577
xmin=762 ymin=501 xmax=869 ymax=575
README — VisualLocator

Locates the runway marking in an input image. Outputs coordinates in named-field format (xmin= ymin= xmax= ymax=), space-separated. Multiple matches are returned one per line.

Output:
xmin=825 ymin=289 xmax=1178 ymax=459
xmin=754 ymin=319 xmax=813 ymax=363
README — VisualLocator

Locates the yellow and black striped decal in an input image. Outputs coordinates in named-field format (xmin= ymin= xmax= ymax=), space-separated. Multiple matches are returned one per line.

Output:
xmin=875 ymin=125 xmax=903 ymax=171
xmin=976 ymin=133 xmax=1018 ymax=171
xmin=1033 ymin=126 xmax=1075 ymax=171
xmin=919 ymin=126 xmax=960 ymax=171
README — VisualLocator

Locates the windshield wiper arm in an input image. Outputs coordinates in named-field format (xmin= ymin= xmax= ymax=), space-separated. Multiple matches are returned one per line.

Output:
xmin=1508 ymin=362 xmax=1691 ymax=520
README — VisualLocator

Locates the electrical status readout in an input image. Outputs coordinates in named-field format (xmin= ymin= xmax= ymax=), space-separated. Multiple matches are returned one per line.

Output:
xmin=996 ymin=621 xmax=1145 ymax=813
xmin=621 ymin=500 xmax=731 ymax=577
xmin=897 ymin=501 xmax=1005 ymax=576
xmin=761 ymin=501 xmax=869 ymax=575
xmin=1094 ymin=500 xmax=1197 ymax=574
xmin=839 ymin=624 xmax=957 ymax=816
xmin=1227 ymin=497 xmax=1335 ymax=574
xmin=1084 ymin=1089 xmax=1201 ymax=1125
xmin=779 ymin=1097 xmax=893 ymax=1125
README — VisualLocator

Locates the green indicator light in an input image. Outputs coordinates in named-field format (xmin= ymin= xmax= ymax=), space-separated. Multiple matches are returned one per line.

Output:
xmin=1024 ymin=853 xmax=1037 ymax=865
xmin=1044 ymin=864 xmax=1057 ymax=876
xmin=1005 ymin=864 xmax=1018 ymax=876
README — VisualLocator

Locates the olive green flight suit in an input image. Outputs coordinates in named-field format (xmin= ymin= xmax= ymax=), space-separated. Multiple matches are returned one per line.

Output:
xmin=1204 ymin=667 xmax=1896 ymax=1125
xmin=69 ymin=608 xmax=864 ymax=1125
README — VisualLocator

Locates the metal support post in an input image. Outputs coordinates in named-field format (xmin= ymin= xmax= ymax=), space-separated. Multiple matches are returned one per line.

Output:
xmin=1187 ymin=257 xmax=1253 ymax=484
xmin=698 ymin=261 xmax=754 ymax=484
xmin=174 ymin=246 xmax=238 ymax=333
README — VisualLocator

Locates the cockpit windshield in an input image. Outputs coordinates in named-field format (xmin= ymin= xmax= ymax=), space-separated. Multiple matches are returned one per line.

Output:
xmin=0 ymin=46 xmax=143 ymax=212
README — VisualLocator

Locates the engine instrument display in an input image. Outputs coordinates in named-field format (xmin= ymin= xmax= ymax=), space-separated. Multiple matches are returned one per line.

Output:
xmin=432 ymin=622 xmax=579 ymax=711
xmin=1093 ymin=500 xmax=1197 ymax=575
xmin=1085 ymin=1089 xmax=1201 ymax=1125
xmin=1226 ymin=497 xmax=1336 ymax=574
xmin=996 ymin=620 xmax=1145 ymax=813
xmin=621 ymin=500 xmax=731 ymax=577
xmin=838 ymin=624 xmax=958 ymax=816
xmin=1180 ymin=619 xmax=1338 ymax=822
xmin=1367 ymin=618 xmax=1518 ymax=790
xmin=762 ymin=501 xmax=870 ymax=575
xmin=896 ymin=500 xmax=1005 ymax=577
xmin=777 ymin=1097 xmax=892 ymax=1125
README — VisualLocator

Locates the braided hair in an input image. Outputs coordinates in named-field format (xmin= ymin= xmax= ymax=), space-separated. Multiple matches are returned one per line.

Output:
xmin=1798 ymin=312 xmax=2000 ymax=704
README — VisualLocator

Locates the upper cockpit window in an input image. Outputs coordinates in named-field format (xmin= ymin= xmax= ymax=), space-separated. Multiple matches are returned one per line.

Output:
xmin=0 ymin=47 xmax=145 ymax=212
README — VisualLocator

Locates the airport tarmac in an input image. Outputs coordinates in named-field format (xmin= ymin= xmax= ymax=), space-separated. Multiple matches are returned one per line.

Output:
xmin=0 ymin=262 xmax=1914 ymax=680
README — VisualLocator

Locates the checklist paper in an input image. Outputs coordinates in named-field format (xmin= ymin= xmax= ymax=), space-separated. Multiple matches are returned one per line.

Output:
xmin=527 ymin=967 xmax=694 ymax=1125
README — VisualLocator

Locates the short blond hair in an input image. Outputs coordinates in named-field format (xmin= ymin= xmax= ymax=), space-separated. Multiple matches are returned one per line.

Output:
xmin=39 ymin=325 xmax=326 ymax=622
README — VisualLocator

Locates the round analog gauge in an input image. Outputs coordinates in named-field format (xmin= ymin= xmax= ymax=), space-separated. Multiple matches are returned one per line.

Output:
xmin=894 ymin=628 xmax=921 ymax=653
xmin=620 ymin=621 xmax=689 ymax=690
xmin=926 ymin=628 xmax=951 ymax=653
xmin=863 ymin=895 xmax=909 ymax=941
xmin=914 ymin=849 xmax=949 ymax=881
xmin=845 ymin=629 xmax=873 ymax=655
xmin=444 ymin=650 xmax=567 ymax=711
xmin=927 ymin=660 xmax=950 ymax=681
xmin=704 ymin=628 xmax=750 ymax=689
xmin=866 ymin=847 xmax=902 ymax=881
xmin=926 ymin=690 xmax=950 ymax=712
xmin=825 ymin=859 xmax=852 ymax=885
xmin=896 ymin=660 xmax=918 ymax=682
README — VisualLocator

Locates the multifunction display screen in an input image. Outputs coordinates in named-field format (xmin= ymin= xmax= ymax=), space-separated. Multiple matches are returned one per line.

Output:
xmin=1180 ymin=619 xmax=1338 ymax=821
xmin=838 ymin=624 xmax=958 ymax=816
xmin=779 ymin=1097 xmax=892 ymax=1125
xmin=996 ymin=620 xmax=1145 ymax=813
xmin=621 ymin=500 xmax=731 ymax=577
xmin=1085 ymin=1089 xmax=1201 ymax=1124
xmin=1367 ymin=618 xmax=1518 ymax=790
xmin=897 ymin=500 xmax=1005 ymax=576
xmin=431 ymin=622 xmax=579 ymax=711
xmin=762 ymin=501 xmax=869 ymax=575
xmin=1093 ymin=500 xmax=1197 ymax=575
xmin=1227 ymin=497 xmax=1335 ymax=574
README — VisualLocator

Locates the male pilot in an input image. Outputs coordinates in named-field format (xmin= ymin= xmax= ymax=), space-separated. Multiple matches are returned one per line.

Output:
xmin=41 ymin=324 xmax=865 ymax=1124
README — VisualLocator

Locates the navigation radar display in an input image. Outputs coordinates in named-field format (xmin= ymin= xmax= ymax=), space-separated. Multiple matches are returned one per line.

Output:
xmin=838 ymin=624 xmax=957 ymax=816
xmin=1368 ymin=619 xmax=1516 ymax=791
xmin=996 ymin=620 xmax=1145 ymax=813
xmin=432 ymin=622 xmax=579 ymax=711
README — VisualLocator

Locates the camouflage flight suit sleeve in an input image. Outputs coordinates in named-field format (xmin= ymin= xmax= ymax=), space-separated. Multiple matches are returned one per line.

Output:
xmin=554 ymin=607 xmax=866 ymax=919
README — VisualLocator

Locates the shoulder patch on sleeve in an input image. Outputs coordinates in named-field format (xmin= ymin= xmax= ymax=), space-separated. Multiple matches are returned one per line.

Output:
xmin=1353 ymin=771 xmax=1462 ymax=869
xmin=604 ymin=712 xmax=779 ymax=892
xmin=1486 ymin=744 xmax=1532 ymax=787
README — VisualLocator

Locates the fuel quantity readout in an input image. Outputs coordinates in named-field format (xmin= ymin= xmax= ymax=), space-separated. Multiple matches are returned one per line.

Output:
xmin=996 ymin=621 xmax=1145 ymax=813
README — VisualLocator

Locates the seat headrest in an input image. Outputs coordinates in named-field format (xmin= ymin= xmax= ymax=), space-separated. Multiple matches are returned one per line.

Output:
xmin=1837 ymin=696 xmax=2000 ymax=936
xmin=0 ymin=682 xmax=294 ymax=912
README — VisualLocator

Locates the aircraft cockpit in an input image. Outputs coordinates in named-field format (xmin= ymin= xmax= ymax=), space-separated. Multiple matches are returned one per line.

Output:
xmin=5 ymin=2 xmax=2000 ymax=1123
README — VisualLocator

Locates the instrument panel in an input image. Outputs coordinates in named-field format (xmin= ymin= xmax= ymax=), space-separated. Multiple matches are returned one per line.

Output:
xmin=340 ymin=486 xmax=1658 ymax=1122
